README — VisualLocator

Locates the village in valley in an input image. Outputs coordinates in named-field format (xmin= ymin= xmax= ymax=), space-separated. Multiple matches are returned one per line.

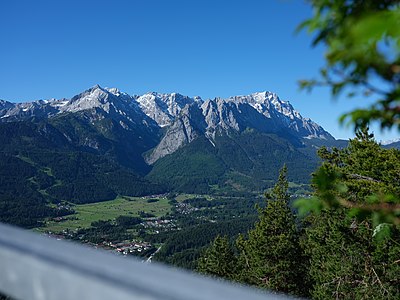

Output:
xmin=39 ymin=193 xmax=213 ymax=260
xmin=38 ymin=186 xmax=312 ymax=263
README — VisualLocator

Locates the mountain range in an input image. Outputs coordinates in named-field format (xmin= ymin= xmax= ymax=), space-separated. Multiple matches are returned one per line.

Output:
xmin=0 ymin=85 xmax=350 ymax=226
xmin=1 ymin=85 xmax=333 ymax=141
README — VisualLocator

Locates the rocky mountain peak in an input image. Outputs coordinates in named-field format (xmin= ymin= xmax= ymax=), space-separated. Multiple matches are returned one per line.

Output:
xmin=59 ymin=85 xmax=143 ymax=117
xmin=0 ymin=100 xmax=15 ymax=118
xmin=137 ymin=92 xmax=198 ymax=127
xmin=104 ymin=87 xmax=121 ymax=96
xmin=0 ymin=99 xmax=14 ymax=110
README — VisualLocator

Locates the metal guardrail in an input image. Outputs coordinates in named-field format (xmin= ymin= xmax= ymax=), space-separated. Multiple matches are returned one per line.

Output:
xmin=0 ymin=223 xmax=292 ymax=300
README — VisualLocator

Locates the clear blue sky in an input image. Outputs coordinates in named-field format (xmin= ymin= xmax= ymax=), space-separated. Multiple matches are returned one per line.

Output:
xmin=0 ymin=0 xmax=398 ymax=141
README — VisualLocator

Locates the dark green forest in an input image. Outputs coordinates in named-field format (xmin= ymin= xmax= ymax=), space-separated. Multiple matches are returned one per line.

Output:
xmin=148 ymin=132 xmax=318 ymax=194
xmin=0 ymin=119 xmax=165 ymax=227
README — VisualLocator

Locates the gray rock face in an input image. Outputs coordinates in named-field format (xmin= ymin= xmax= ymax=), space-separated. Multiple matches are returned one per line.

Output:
xmin=146 ymin=92 xmax=334 ymax=162
xmin=1 ymin=99 xmax=59 ymax=120
xmin=225 ymin=92 xmax=333 ymax=139
xmin=136 ymin=92 xmax=201 ymax=127
xmin=201 ymin=99 xmax=276 ymax=137
xmin=0 ymin=99 xmax=14 ymax=110
xmin=0 ymin=85 xmax=159 ymax=133
xmin=146 ymin=104 xmax=207 ymax=164
xmin=0 ymin=100 xmax=15 ymax=117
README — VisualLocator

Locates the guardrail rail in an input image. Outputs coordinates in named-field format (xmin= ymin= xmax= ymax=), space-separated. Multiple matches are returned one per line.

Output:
xmin=0 ymin=223 xmax=293 ymax=300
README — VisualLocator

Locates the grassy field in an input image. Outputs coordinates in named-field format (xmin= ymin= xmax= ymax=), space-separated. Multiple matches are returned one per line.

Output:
xmin=39 ymin=196 xmax=172 ymax=232
xmin=175 ymin=194 xmax=214 ymax=202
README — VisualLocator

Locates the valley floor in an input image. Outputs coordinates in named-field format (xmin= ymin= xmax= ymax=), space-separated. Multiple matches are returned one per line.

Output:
xmin=33 ymin=188 xmax=310 ymax=268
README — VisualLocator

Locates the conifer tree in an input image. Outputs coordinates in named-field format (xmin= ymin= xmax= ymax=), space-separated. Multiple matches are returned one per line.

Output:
xmin=237 ymin=165 xmax=308 ymax=297
xmin=304 ymin=131 xmax=400 ymax=299
xmin=197 ymin=235 xmax=238 ymax=281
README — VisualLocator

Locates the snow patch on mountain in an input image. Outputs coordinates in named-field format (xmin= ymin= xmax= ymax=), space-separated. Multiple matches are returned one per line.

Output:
xmin=137 ymin=92 xmax=199 ymax=127
xmin=381 ymin=138 xmax=400 ymax=145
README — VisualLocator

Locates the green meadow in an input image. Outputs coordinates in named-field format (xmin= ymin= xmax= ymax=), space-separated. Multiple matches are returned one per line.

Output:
xmin=39 ymin=196 xmax=172 ymax=232
xmin=174 ymin=194 xmax=214 ymax=202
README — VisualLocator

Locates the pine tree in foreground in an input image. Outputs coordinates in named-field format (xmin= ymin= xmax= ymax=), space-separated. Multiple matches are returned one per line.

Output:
xmin=197 ymin=166 xmax=309 ymax=297
xmin=236 ymin=165 xmax=309 ymax=297
xmin=197 ymin=235 xmax=238 ymax=281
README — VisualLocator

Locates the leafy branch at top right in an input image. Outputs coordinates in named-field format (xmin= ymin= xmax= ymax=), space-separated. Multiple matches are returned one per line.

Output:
xmin=298 ymin=0 xmax=400 ymax=130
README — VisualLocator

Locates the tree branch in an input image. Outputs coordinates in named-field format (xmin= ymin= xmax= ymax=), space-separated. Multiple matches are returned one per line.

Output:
xmin=347 ymin=174 xmax=381 ymax=183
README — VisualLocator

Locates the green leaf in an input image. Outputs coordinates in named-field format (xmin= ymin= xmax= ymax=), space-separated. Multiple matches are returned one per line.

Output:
xmin=372 ymin=223 xmax=391 ymax=242
xmin=294 ymin=197 xmax=323 ymax=216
